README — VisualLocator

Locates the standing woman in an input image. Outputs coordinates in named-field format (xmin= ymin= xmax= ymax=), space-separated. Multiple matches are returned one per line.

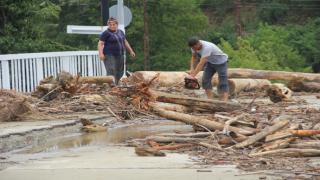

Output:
xmin=98 ymin=17 xmax=135 ymax=85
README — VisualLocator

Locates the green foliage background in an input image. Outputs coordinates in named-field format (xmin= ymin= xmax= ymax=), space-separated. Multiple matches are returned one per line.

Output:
xmin=1 ymin=0 xmax=320 ymax=72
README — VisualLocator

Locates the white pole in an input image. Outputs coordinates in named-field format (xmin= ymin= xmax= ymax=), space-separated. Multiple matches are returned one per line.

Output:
xmin=117 ymin=0 xmax=125 ymax=33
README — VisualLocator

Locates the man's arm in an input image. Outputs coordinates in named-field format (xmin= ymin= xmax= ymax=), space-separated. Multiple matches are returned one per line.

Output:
xmin=190 ymin=53 xmax=197 ymax=71
xmin=98 ymin=40 xmax=105 ymax=60
xmin=190 ymin=56 xmax=208 ymax=77
xmin=124 ymin=39 xmax=136 ymax=57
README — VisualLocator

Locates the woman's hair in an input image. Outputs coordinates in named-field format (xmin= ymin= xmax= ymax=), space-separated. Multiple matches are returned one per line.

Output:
xmin=107 ymin=17 xmax=118 ymax=25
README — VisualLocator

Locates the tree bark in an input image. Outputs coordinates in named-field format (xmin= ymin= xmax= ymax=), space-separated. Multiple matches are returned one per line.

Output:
xmin=150 ymin=105 xmax=253 ymax=136
xmin=235 ymin=117 xmax=289 ymax=148
xmin=150 ymin=90 xmax=242 ymax=112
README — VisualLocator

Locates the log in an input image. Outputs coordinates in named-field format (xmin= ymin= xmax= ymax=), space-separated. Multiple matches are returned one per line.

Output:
xmin=81 ymin=124 xmax=107 ymax=132
xmin=218 ymin=136 xmax=248 ymax=145
xmin=222 ymin=114 xmax=258 ymax=135
xmin=148 ymin=101 xmax=208 ymax=113
xmin=213 ymin=78 xmax=271 ymax=95
xmin=261 ymin=137 xmax=295 ymax=151
xmin=147 ymin=141 xmax=194 ymax=151
xmin=288 ymin=79 xmax=320 ymax=92
xmin=214 ymin=114 xmax=255 ymax=127
xmin=235 ymin=117 xmax=289 ymax=148
xmin=290 ymin=130 xmax=320 ymax=137
xmin=146 ymin=136 xmax=200 ymax=143
xmin=197 ymin=142 xmax=228 ymax=152
xmin=289 ymin=141 xmax=320 ymax=149
xmin=250 ymin=148 xmax=320 ymax=157
xmin=150 ymin=90 xmax=242 ymax=112
xmin=228 ymin=68 xmax=320 ymax=82
xmin=131 ymin=69 xmax=320 ymax=87
xmin=135 ymin=146 xmax=166 ymax=156
xmin=265 ymin=130 xmax=320 ymax=142
xmin=157 ymin=132 xmax=212 ymax=138
xmin=265 ymin=131 xmax=292 ymax=142
xmin=150 ymin=106 xmax=254 ymax=136
xmin=78 ymin=76 xmax=114 ymax=84
xmin=131 ymin=71 xmax=194 ymax=87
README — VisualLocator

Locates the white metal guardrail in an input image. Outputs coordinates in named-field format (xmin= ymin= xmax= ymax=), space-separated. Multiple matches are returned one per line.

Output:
xmin=0 ymin=51 xmax=106 ymax=92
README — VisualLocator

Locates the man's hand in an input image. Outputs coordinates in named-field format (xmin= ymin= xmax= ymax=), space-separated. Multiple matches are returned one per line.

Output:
xmin=185 ymin=74 xmax=196 ymax=80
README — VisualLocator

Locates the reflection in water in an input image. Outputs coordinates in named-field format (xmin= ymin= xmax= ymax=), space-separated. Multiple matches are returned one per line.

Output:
xmin=22 ymin=121 xmax=193 ymax=154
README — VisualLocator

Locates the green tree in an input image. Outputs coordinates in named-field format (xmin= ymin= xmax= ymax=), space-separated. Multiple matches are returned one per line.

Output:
xmin=0 ymin=0 xmax=75 ymax=53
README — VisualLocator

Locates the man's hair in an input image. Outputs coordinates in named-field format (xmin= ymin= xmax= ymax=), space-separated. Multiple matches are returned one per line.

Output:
xmin=188 ymin=36 xmax=200 ymax=47
xmin=107 ymin=17 xmax=118 ymax=25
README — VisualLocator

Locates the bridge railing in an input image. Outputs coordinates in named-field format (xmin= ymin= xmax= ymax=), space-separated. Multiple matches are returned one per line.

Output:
xmin=0 ymin=51 xmax=105 ymax=92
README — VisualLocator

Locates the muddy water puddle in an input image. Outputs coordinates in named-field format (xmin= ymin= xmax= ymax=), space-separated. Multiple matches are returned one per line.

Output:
xmin=22 ymin=121 xmax=192 ymax=154
xmin=0 ymin=120 xmax=283 ymax=179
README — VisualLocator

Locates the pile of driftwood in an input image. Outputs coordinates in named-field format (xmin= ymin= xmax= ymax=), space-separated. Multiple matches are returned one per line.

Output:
xmin=0 ymin=89 xmax=34 ymax=122
xmin=105 ymin=71 xmax=320 ymax=158
xmin=32 ymin=71 xmax=115 ymax=101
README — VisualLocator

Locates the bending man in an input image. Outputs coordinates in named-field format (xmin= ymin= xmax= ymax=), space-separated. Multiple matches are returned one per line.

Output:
xmin=186 ymin=37 xmax=229 ymax=101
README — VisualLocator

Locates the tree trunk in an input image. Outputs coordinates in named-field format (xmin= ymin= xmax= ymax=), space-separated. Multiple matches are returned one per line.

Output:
xmin=150 ymin=90 xmax=242 ymax=112
xmin=235 ymin=117 xmax=289 ymax=148
xmin=228 ymin=68 xmax=320 ymax=82
xmin=143 ymin=0 xmax=150 ymax=70
xmin=150 ymin=105 xmax=253 ymax=136
xmin=265 ymin=131 xmax=292 ymax=142
xmin=288 ymin=80 xmax=320 ymax=92
xmin=157 ymin=132 xmax=212 ymax=138
xmin=261 ymin=137 xmax=295 ymax=151
xmin=78 ymin=76 xmax=114 ymax=84
xmin=289 ymin=141 xmax=320 ymax=149
xmin=131 ymin=71 xmax=191 ymax=87
xmin=213 ymin=78 xmax=271 ymax=95
xmin=250 ymin=148 xmax=320 ymax=157
xmin=146 ymin=136 xmax=200 ymax=143
xmin=131 ymin=69 xmax=320 ymax=86
xmin=148 ymin=101 xmax=208 ymax=113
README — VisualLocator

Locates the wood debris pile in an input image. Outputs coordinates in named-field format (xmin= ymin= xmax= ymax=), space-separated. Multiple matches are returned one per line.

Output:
xmin=111 ymin=71 xmax=320 ymax=178
xmin=0 ymin=89 xmax=34 ymax=122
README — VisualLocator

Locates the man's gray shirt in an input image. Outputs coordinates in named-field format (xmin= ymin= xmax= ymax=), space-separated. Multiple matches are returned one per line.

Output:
xmin=191 ymin=40 xmax=228 ymax=65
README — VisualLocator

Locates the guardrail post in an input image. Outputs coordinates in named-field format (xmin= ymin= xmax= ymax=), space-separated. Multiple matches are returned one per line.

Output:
xmin=1 ymin=60 xmax=10 ymax=89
